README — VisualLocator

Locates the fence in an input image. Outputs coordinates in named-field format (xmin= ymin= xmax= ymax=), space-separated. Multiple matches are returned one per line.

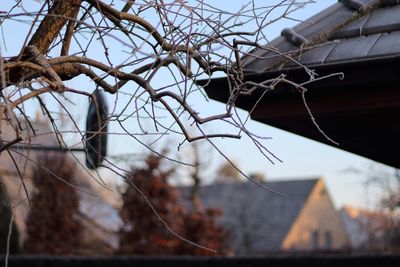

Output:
xmin=1 ymin=255 xmax=400 ymax=267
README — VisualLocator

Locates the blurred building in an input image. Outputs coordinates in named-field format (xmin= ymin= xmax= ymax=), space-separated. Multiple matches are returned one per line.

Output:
xmin=340 ymin=205 xmax=400 ymax=251
xmin=184 ymin=178 xmax=349 ymax=255
xmin=0 ymin=118 xmax=122 ymax=255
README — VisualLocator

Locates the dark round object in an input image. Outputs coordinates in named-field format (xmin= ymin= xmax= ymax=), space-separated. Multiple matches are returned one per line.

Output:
xmin=85 ymin=90 xmax=108 ymax=169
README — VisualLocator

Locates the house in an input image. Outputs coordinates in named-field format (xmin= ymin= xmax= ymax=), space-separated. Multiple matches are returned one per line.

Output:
xmin=198 ymin=0 xmax=400 ymax=169
xmin=184 ymin=178 xmax=349 ymax=255
xmin=0 ymin=117 xmax=122 ymax=255
xmin=340 ymin=205 xmax=400 ymax=251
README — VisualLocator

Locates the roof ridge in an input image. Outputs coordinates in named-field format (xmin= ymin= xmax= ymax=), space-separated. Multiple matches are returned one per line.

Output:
xmin=197 ymin=177 xmax=320 ymax=188
xmin=339 ymin=0 xmax=367 ymax=11
xmin=286 ymin=0 xmax=382 ymax=66
xmin=244 ymin=0 xmax=382 ymax=72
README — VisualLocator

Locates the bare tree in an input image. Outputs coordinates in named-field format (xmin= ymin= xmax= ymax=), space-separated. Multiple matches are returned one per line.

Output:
xmin=0 ymin=0 xmax=330 ymax=254
xmin=0 ymin=0 xmax=321 ymax=162
xmin=378 ymin=169 xmax=400 ymax=212
xmin=344 ymin=165 xmax=400 ymax=252
xmin=183 ymin=140 xmax=213 ymax=211
xmin=366 ymin=167 xmax=400 ymax=252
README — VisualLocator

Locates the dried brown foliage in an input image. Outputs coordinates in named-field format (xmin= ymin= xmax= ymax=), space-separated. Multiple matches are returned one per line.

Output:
xmin=118 ymin=154 xmax=184 ymax=255
xmin=23 ymin=152 xmax=82 ymax=255
xmin=178 ymin=208 xmax=230 ymax=256
xmin=118 ymin=154 xmax=229 ymax=255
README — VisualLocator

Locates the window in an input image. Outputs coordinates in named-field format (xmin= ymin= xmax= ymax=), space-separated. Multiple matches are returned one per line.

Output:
xmin=312 ymin=230 xmax=319 ymax=249
xmin=324 ymin=231 xmax=332 ymax=249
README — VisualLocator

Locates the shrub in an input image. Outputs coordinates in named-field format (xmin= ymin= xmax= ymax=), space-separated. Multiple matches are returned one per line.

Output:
xmin=23 ymin=152 xmax=82 ymax=255
xmin=118 ymin=154 xmax=230 ymax=255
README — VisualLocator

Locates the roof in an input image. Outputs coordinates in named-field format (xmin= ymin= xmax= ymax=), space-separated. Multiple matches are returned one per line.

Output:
xmin=182 ymin=179 xmax=319 ymax=254
xmin=199 ymin=0 xmax=400 ymax=168
xmin=243 ymin=0 xmax=400 ymax=72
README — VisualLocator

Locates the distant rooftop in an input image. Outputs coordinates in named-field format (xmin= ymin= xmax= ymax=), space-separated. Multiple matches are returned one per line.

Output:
xmin=182 ymin=178 xmax=320 ymax=254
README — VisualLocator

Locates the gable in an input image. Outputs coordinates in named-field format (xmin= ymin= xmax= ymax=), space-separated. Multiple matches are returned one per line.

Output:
xmin=190 ymin=179 xmax=318 ymax=254
xmin=282 ymin=179 xmax=349 ymax=251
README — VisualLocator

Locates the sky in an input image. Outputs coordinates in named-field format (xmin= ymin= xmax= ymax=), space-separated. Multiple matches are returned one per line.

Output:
xmin=160 ymin=0 xmax=392 ymax=209
xmin=1 ymin=0 xmax=394 ymax=210
xmin=200 ymin=1 xmax=393 ymax=209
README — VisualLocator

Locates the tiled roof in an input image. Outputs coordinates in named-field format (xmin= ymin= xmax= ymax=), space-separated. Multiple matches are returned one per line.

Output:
xmin=243 ymin=0 xmax=400 ymax=72
xmin=199 ymin=0 xmax=400 ymax=169
xmin=182 ymin=179 xmax=319 ymax=254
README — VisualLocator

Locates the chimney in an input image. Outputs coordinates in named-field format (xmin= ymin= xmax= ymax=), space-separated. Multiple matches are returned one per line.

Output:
xmin=249 ymin=172 xmax=266 ymax=183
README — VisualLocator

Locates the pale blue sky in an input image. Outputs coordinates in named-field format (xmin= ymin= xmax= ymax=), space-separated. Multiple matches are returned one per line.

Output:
xmin=1 ymin=0 xmax=391 ymax=209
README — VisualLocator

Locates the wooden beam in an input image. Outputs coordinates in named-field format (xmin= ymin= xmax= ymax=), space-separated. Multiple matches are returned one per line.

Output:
xmin=251 ymin=87 xmax=400 ymax=120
